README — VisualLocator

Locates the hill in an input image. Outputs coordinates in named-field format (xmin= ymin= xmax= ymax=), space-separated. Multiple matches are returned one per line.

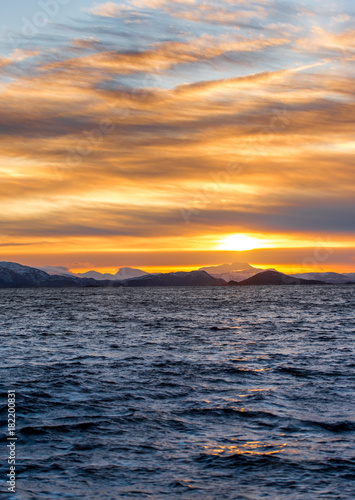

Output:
xmin=0 ymin=262 xmax=99 ymax=288
xmin=117 ymin=271 xmax=226 ymax=287
xmin=1 ymin=262 xmax=353 ymax=288
xmin=227 ymin=270 xmax=327 ymax=286
xmin=0 ymin=262 xmax=225 ymax=288
xmin=290 ymin=272 xmax=353 ymax=284
xmin=342 ymin=273 xmax=355 ymax=282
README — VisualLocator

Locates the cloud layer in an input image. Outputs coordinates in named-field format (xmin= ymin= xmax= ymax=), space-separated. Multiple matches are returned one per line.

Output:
xmin=0 ymin=0 xmax=354 ymax=268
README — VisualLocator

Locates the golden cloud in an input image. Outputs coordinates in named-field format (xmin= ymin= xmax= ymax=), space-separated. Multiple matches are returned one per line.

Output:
xmin=0 ymin=10 xmax=354 ymax=263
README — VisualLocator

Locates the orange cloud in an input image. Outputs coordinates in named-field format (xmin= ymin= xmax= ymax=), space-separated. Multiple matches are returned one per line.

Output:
xmin=41 ymin=32 xmax=289 ymax=76
xmin=0 ymin=49 xmax=38 ymax=71
xmin=0 ymin=8 xmax=354 ymax=268
xmin=298 ymin=26 xmax=355 ymax=60
xmin=90 ymin=0 xmax=269 ymax=24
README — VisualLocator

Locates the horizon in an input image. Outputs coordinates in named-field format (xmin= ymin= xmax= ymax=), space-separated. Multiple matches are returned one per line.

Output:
xmin=0 ymin=1 xmax=354 ymax=271
xmin=2 ymin=257 xmax=355 ymax=277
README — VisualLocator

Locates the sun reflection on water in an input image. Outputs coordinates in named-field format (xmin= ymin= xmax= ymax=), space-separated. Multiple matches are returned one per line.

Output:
xmin=203 ymin=440 xmax=288 ymax=457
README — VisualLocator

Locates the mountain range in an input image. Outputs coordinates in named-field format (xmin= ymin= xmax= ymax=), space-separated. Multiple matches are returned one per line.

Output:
xmin=226 ymin=270 xmax=327 ymax=286
xmin=35 ymin=265 xmax=148 ymax=280
xmin=290 ymin=272 xmax=353 ymax=284
xmin=77 ymin=268 xmax=148 ymax=281
xmin=0 ymin=262 xmax=98 ymax=288
xmin=115 ymin=271 xmax=225 ymax=287
xmin=198 ymin=262 xmax=271 ymax=282
xmin=0 ymin=261 xmax=354 ymax=288
xmin=0 ymin=262 xmax=224 ymax=288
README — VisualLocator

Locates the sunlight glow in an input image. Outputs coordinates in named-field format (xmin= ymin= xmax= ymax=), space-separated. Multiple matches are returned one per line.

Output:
xmin=217 ymin=234 xmax=268 ymax=251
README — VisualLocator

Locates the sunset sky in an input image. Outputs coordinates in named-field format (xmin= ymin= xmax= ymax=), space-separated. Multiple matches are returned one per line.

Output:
xmin=0 ymin=0 xmax=354 ymax=274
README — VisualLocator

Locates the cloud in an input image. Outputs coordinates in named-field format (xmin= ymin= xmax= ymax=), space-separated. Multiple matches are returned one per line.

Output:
xmin=332 ymin=14 xmax=350 ymax=23
xmin=35 ymin=265 xmax=75 ymax=275
xmin=87 ymin=1 xmax=150 ymax=22
xmin=88 ymin=2 xmax=128 ymax=17
xmin=0 ymin=1 xmax=354 ymax=263
xmin=0 ymin=57 xmax=11 ymax=69
xmin=0 ymin=242 xmax=36 ymax=247
xmin=298 ymin=26 xmax=355 ymax=60
xmin=40 ymin=32 xmax=289 ymax=77
xmin=9 ymin=49 xmax=39 ymax=61
xmin=0 ymin=49 xmax=38 ymax=72
xmin=89 ymin=0 xmax=269 ymax=25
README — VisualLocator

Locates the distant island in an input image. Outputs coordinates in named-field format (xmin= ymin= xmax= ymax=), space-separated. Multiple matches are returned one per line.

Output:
xmin=0 ymin=261 xmax=354 ymax=288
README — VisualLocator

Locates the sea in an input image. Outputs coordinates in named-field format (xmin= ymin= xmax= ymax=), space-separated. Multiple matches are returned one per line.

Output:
xmin=0 ymin=286 xmax=354 ymax=499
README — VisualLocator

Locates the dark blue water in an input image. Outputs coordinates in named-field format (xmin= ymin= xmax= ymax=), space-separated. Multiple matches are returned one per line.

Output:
xmin=0 ymin=286 xmax=354 ymax=499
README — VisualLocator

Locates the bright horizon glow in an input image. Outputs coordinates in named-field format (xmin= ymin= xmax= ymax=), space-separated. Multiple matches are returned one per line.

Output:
xmin=68 ymin=262 xmax=353 ymax=276
xmin=217 ymin=234 xmax=269 ymax=252
xmin=0 ymin=0 xmax=354 ymax=270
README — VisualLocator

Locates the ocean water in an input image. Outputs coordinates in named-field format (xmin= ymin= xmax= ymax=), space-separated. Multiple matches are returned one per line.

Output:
xmin=0 ymin=286 xmax=354 ymax=500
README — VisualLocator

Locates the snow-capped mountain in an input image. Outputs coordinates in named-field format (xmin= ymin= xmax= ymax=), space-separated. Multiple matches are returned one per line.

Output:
xmin=77 ymin=267 xmax=148 ymax=281
xmin=1 ymin=261 xmax=354 ymax=288
xmin=34 ymin=265 xmax=149 ymax=281
xmin=0 ymin=262 xmax=223 ymax=288
xmin=0 ymin=261 xmax=50 ymax=286
xmin=198 ymin=262 xmax=271 ymax=283
xmin=0 ymin=262 xmax=95 ymax=288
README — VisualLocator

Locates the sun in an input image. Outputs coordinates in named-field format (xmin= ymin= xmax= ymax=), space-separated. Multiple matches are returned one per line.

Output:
xmin=217 ymin=234 xmax=267 ymax=251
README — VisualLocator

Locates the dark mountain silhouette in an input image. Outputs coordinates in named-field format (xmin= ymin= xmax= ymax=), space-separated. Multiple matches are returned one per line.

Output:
xmin=290 ymin=272 xmax=353 ymax=284
xmin=227 ymin=270 xmax=327 ymax=286
xmin=1 ymin=262 xmax=353 ymax=288
xmin=0 ymin=262 xmax=98 ymax=288
xmin=115 ymin=271 xmax=226 ymax=287
xmin=0 ymin=262 xmax=225 ymax=288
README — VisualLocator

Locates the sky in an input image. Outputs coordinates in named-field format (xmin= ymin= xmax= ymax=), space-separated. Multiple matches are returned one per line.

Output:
xmin=0 ymin=0 xmax=354 ymax=274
